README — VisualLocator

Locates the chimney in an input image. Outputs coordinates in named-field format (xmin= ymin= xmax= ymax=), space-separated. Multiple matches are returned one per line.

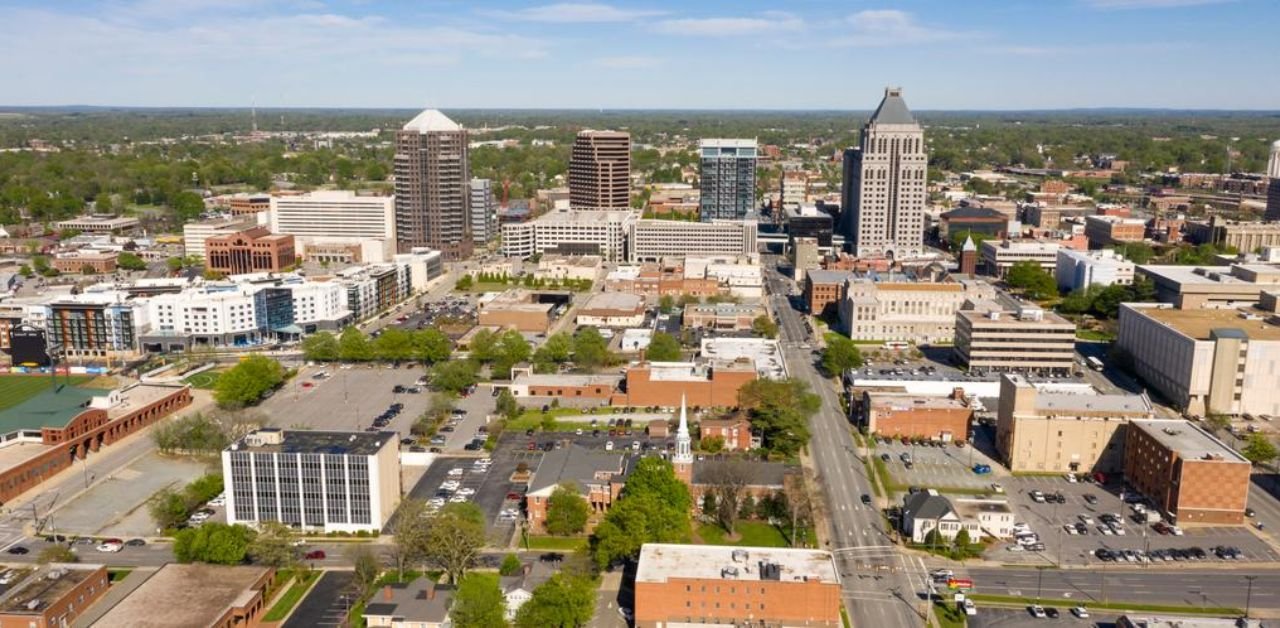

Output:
xmin=427 ymin=585 xmax=436 ymax=600
xmin=382 ymin=586 xmax=392 ymax=601
xmin=523 ymin=563 xmax=532 ymax=576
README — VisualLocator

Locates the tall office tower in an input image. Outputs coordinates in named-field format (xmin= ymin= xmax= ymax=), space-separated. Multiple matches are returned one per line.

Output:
xmin=837 ymin=87 xmax=929 ymax=260
xmin=394 ymin=109 xmax=471 ymax=260
xmin=469 ymin=178 xmax=496 ymax=245
xmin=699 ymin=139 xmax=758 ymax=220
xmin=569 ymin=130 xmax=631 ymax=209
xmin=1266 ymin=140 xmax=1280 ymax=221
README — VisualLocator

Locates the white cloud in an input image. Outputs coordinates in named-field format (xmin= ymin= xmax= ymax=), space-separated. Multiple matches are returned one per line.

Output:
xmin=653 ymin=11 xmax=802 ymax=36
xmin=832 ymin=9 xmax=962 ymax=47
xmin=489 ymin=3 xmax=664 ymax=23
xmin=591 ymin=55 xmax=663 ymax=69
xmin=1084 ymin=0 xmax=1233 ymax=8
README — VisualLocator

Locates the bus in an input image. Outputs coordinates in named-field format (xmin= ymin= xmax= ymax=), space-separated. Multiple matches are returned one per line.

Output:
xmin=1086 ymin=356 xmax=1104 ymax=371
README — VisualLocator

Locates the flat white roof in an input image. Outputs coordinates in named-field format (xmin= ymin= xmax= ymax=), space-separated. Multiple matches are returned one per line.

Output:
xmin=636 ymin=543 xmax=839 ymax=585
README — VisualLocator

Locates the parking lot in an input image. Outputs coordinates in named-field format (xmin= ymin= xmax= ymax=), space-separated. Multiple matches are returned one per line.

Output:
xmin=967 ymin=606 xmax=1117 ymax=628
xmin=399 ymin=443 xmax=528 ymax=543
xmin=992 ymin=474 xmax=1279 ymax=566
xmin=258 ymin=365 xmax=435 ymax=435
xmin=283 ymin=571 xmax=354 ymax=628
xmin=44 ymin=451 xmax=212 ymax=537
xmin=874 ymin=437 xmax=1007 ymax=493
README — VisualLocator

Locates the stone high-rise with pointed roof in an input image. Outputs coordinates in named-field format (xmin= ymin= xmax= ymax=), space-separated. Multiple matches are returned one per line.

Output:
xmin=1266 ymin=139 xmax=1280 ymax=222
xmin=394 ymin=109 xmax=471 ymax=260
xmin=838 ymin=87 xmax=929 ymax=260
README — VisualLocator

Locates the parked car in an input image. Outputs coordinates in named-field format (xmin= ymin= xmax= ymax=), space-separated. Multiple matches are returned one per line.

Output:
xmin=5 ymin=546 xmax=27 ymax=555
xmin=305 ymin=550 xmax=326 ymax=560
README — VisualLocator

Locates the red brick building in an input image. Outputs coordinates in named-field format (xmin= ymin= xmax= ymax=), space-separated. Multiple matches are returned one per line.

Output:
xmin=524 ymin=444 xmax=627 ymax=534
xmin=612 ymin=361 xmax=756 ymax=409
xmin=0 ymin=564 xmax=108 ymax=628
xmin=802 ymin=270 xmax=853 ymax=316
xmin=699 ymin=416 xmax=754 ymax=451
xmin=205 ymin=227 xmax=296 ymax=275
xmin=635 ymin=544 xmax=842 ymax=628
xmin=0 ymin=381 xmax=192 ymax=505
xmin=1124 ymin=419 xmax=1251 ymax=525
xmin=857 ymin=390 xmax=973 ymax=441
xmin=51 ymin=252 xmax=118 ymax=274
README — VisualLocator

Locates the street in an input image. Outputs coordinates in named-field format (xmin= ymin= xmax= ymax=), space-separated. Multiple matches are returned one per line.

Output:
xmin=765 ymin=258 xmax=927 ymax=628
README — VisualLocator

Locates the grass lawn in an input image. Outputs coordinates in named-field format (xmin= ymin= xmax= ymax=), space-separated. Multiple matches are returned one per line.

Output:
xmin=697 ymin=521 xmax=790 ymax=548
xmin=1075 ymin=329 xmax=1115 ymax=341
xmin=182 ymin=369 xmax=224 ymax=389
xmin=524 ymin=535 xmax=590 ymax=551
xmin=107 ymin=569 xmax=132 ymax=583
xmin=263 ymin=570 xmax=321 ymax=622
xmin=0 ymin=375 xmax=92 ymax=412
xmin=932 ymin=602 xmax=967 ymax=628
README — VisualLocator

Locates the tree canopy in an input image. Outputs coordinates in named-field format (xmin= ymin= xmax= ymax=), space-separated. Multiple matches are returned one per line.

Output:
xmin=820 ymin=333 xmax=864 ymax=377
xmin=513 ymin=572 xmax=596 ymax=628
xmin=737 ymin=378 xmax=821 ymax=456
xmin=450 ymin=573 xmax=508 ymax=628
xmin=645 ymin=332 xmax=682 ymax=362
xmin=173 ymin=523 xmax=255 ymax=565
xmin=213 ymin=355 xmax=285 ymax=409
xmin=546 ymin=482 xmax=591 ymax=536
xmin=1005 ymin=260 xmax=1058 ymax=301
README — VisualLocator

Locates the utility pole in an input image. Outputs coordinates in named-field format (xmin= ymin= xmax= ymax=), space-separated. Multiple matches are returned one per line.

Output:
xmin=1244 ymin=575 xmax=1257 ymax=620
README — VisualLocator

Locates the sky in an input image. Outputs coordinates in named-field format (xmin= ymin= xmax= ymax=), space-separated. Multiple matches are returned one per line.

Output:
xmin=0 ymin=0 xmax=1277 ymax=110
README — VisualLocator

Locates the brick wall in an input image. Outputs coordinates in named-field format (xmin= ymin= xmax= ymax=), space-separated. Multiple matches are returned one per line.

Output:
xmin=635 ymin=576 xmax=840 ymax=627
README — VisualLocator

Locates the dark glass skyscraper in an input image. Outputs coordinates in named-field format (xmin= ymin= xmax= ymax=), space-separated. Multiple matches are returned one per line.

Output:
xmin=699 ymin=138 xmax=757 ymax=221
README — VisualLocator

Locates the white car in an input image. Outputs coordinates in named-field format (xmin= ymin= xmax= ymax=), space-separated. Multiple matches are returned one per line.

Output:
xmin=1170 ymin=525 xmax=1184 ymax=536
xmin=1097 ymin=525 xmax=1113 ymax=536
xmin=447 ymin=468 xmax=464 ymax=477
xmin=990 ymin=483 xmax=1004 ymax=493
xmin=1072 ymin=606 xmax=1089 ymax=619
xmin=457 ymin=488 xmax=476 ymax=496
xmin=428 ymin=497 xmax=446 ymax=508
xmin=449 ymin=495 xmax=468 ymax=503
xmin=1006 ymin=544 xmax=1025 ymax=552
xmin=1029 ymin=605 xmax=1047 ymax=619
xmin=1062 ymin=524 xmax=1077 ymax=535
xmin=963 ymin=599 xmax=977 ymax=616
xmin=1064 ymin=473 xmax=1078 ymax=483
xmin=1110 ymin=524 xmax=1127 ymax=535
xmin=1078 ymin=514 xmax=1094 ymax=525
xmin=441 ymin=481 xmax=461 ymax=490
xmin=207 ymin=497 xmax=226 ymax=507
xmin=96 ymin=543 xmax=122 ymax=553
xmin=605 ymin=441 xmax=615 ymax=451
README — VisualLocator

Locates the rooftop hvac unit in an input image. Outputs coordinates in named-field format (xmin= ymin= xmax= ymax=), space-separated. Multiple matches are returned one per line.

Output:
xmin=732 ymin=549 xmax=749 ymax=563
xmin=721 ymin=566 xmax=740 ymax=579
xmin=25 ymin=599 xmax=41 ymax=611
xmin=759 ymin=561 xmax=782 ymax=581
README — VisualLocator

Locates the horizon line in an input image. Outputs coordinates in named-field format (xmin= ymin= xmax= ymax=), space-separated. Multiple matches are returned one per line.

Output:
xmin=3 ymin=105 xmax=1280 ymax=115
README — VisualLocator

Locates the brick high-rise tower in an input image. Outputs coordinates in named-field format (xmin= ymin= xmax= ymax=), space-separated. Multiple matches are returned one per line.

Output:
xmin=837 ymin=87 xmax=928 ymax=260
xmin=569 ymin=130 xmax=631 ymax=209
xmin=394 ymin=109 xmax=472 ymax=260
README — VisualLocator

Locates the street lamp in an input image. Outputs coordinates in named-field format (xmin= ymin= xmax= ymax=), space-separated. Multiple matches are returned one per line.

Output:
xmin=1244 ymin=575 xmax=1257 ymax=619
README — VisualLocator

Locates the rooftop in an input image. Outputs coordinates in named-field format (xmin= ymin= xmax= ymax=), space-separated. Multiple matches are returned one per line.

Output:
xmin=1133 ymin=305 xmax=1280 ymax=341
xmin=1034 ymin=391 xmax=1153 ymax=415
xmin=0 ymin=383 xmax=104 ymax=435
xmin=512 ymin=372 xmax=621 ymax=388
xmin=636 ymin=543 xmax=840 ymax=585
xmin=528 ymin=444 xmax=627 ymax=495
xmin=0 ymin=564 xmax=103 ymax=614
xmin=402 ymin=108 xmax=461 ymax=133
xmin=903 ymin=490 xmax=954 ymax=520
xmin=92 ymin=564 xmax=272 ymax=628
xmin=580 ymin=292 xmax=645 ymax=313
xmin=231 ymin=429 xmax=396 ymax=456
xmin=869 ymin=87 xmax=917 ymax=126
xmin=952 ymin=497 xmax=1014 ymax=518
xmin=866 ymin=392 xmax=970 ymax=411
xmin=692 ymin=460 xmax=789 ymax=488
xmin=942 ymin=206 xmax=1008 ymax=220
xmin=532 ymin=209 xmax=638 ymax=225
xmin=364 ymin=578 xmax=453 ymax=624
xmin=806 ymin=270 xmax=856 ymax=285
xmin=699 ymin=338 xmax=787 ymax=380
xmin=1131 ymin=419 xmax=1249 ymax=463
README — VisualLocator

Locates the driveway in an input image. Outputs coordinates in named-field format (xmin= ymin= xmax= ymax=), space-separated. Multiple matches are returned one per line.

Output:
xmin=284 ymin=571 xmax=355 ymax=628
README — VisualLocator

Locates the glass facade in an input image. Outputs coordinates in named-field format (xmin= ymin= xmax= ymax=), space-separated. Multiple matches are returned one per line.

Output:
xmin=227 ymin=449 xmax=377 ymax=530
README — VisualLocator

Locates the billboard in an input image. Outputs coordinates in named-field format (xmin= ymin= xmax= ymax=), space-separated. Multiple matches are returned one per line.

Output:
xmin=6 ymin=324 xmax=51 ymax=367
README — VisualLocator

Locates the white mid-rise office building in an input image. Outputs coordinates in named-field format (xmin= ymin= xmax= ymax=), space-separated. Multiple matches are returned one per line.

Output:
xmin=1055 ymin=248 xmax=1135 ymax=292
xmin=269 ymin=191 xmax=395 ymax=240
xmin=629 ymin=219 xmax=758 ymax=262
xmin=224 ymin=429 xmax=401 ymax=534
xmin=501 ymin=209 xmax=637 ymax=261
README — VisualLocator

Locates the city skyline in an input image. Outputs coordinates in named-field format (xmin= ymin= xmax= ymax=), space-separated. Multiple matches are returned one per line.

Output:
xmin=0 ymin=0 xmax=1277 ymax=110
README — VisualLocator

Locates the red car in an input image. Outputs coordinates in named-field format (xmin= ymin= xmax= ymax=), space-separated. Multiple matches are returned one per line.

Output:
xmin=301 ymin=382 xmax=314 ymax=388
xmin=506 ymin=492 xmax=522 ymax=501
xmin=305 ymin=550 xmax=326 ymax=560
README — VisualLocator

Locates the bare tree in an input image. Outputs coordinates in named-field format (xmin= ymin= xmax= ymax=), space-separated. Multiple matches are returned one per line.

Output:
xmin=702 ymin=460 xmax=754 ymax=536
xmin=425 ymin=502 xmax=486 ymax=585
xmin=388 ymin=498 xmax=431 ymax=581
xmin=784 ymin=467 xmax=821 ymax=547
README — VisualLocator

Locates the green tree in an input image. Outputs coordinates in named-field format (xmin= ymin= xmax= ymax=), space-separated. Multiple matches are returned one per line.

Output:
xmin=514 ymin=573 xmax=596 ymax=628
xmin=496 ymin=388 xmax=520 ymax=420
xmin=451 ymin=573 xmax=508 ymax=628
xmin=117 ymin=252 xmax=148 ymax=271
xmin=546 ymin=483 xmax=591 ymax=536
xmin=455 ymin=274 xmax=474 ymax=290
xmin=247 ymin=521 xmax=299 ymax=568
xmin=820 ymin=333 xmax=864 ymax=377
xmin=170 ymin=190 xmax=206 ymax=223
xmin=412 ymin=329 xmax=453 ymax=364
xmin=1005 ymin=260 xmax=1058 ymax=300
xmin=337 ymin=326 xmax=373 ymax=362
xmin=1115 ymin=242 xmax=1155 ymax=264
xmin=17 ymin=265 xmax=32 ymax=278
xmin=533 ymin=332 xmax=573 ymax=365
xmin=347 ymin=544 xmax=383 ymax=595
xmin=173 ymin=523 xmax=255 ymax=565
xmin=165 ymin=256 xmax=185 ymax=273
xmin=37 ymin=545 xmax=78 ymax=564
xmin=622 ymin=457 xmax=692 ymax=511
xmin=737 ymin=378 xmax=820 ymax=456
xmin=751 ymin=315 xmax=779 ymax=339
xmin=31 ymin=255 xmax=49 ymax=274
xmin=80 ymin=264 xmax=97 ymax=276
xmin=1242 ymin=433 xmax=1278 ymax=465
xmin=592 ymin=493 xmax=691 ymax=568
xmin=645 ymin=332 xmax=681 ymax=362
xmin=954 ymin=528 xmax=973 ymax=549
xmin=924 ymin=528 xmax=944 ymax=549
xmin=425 ymin=502 xmax=486 ymax=585
xmin=432 ymin=359 xmax=480 ymax=393
xmin=492 ymin=330 xmax=532 ymax=380
xmin=572 ymin=328 xmax=610 ymax=369
xmin=469 ymin=328 xmax=500 ymax=363
xmin=214 ymin=354 xmax=285 ymax=409
xmin=301 ymin=332 xmax=339 ymax=362
xmin=148 ymin=488 xmax=190 ymax=529
xmin=388 ymin=499 xmax=430 ymax=581
xmin=658 ymin=294 xmax=676 ymax=314
xmin=499 ymin=553 xmax=523 ymax=577
xmin=373 ymin=327 xmax=414 ymax=363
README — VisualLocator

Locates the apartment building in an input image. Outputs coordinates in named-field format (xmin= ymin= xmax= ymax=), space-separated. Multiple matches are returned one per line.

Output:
xmin=779 ymin=171 xmax=807 ymax=212
xmin=205 ymin=227 xmax=296 ymax=275
xmin=470 ymin=178 xmax=497 ymax=245
xmin=570 ymin=130 xmax=631 ymax=209
xmin=858 ymin=390 xmax=973 ymax=441
xmin=634 ymin=544 xmax=841 ymax=628
xmin=1124 ymin=419 xmax=1251 ymax=525
xmin=223 ymin=429 xmax=401 ymax=533
xmin=996 ymin=374 xmax=1155 ymax=474
xmin=394 ymin=109 xmax=471 ymax=260
xmin=980 ymin=239 xmax=1061 ymax=276
xmin=954 ymin=301 xmax=1077 ymax=375
xmin=699 ymin=139 xmax=757 ymax=221
xmin=1137 ymin=263 xmax=1280 ymax=309
xmin=41 ymin=292 xmax=147 ymax=359
xmin=1056 ymin=248 xmax=1135 ymax=292
xmin=51 ymin=251 xmax=117 ymax=274
xmin=182 ymin=216 xmax=257 ymax=261
xmin=269 ymin=190 xmax=394 ymax=241
xmin=1117 ymin=302 xmax=1280 ymax=417
xmin=838 ymin=275 xmax=996 ymax=343
xmin=145 ymin=284 xmax=292 ymax=348
xmin=1084 ymin=215 xmax=1146 ymax=248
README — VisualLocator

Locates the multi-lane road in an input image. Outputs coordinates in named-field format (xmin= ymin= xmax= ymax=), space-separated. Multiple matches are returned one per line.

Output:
xmin=765 ymin=260 xmax=927 ymax=628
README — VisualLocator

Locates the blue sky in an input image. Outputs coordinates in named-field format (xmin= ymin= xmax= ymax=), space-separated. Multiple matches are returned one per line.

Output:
xmin=0 ymin=0 xmax=1276 ymax=110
